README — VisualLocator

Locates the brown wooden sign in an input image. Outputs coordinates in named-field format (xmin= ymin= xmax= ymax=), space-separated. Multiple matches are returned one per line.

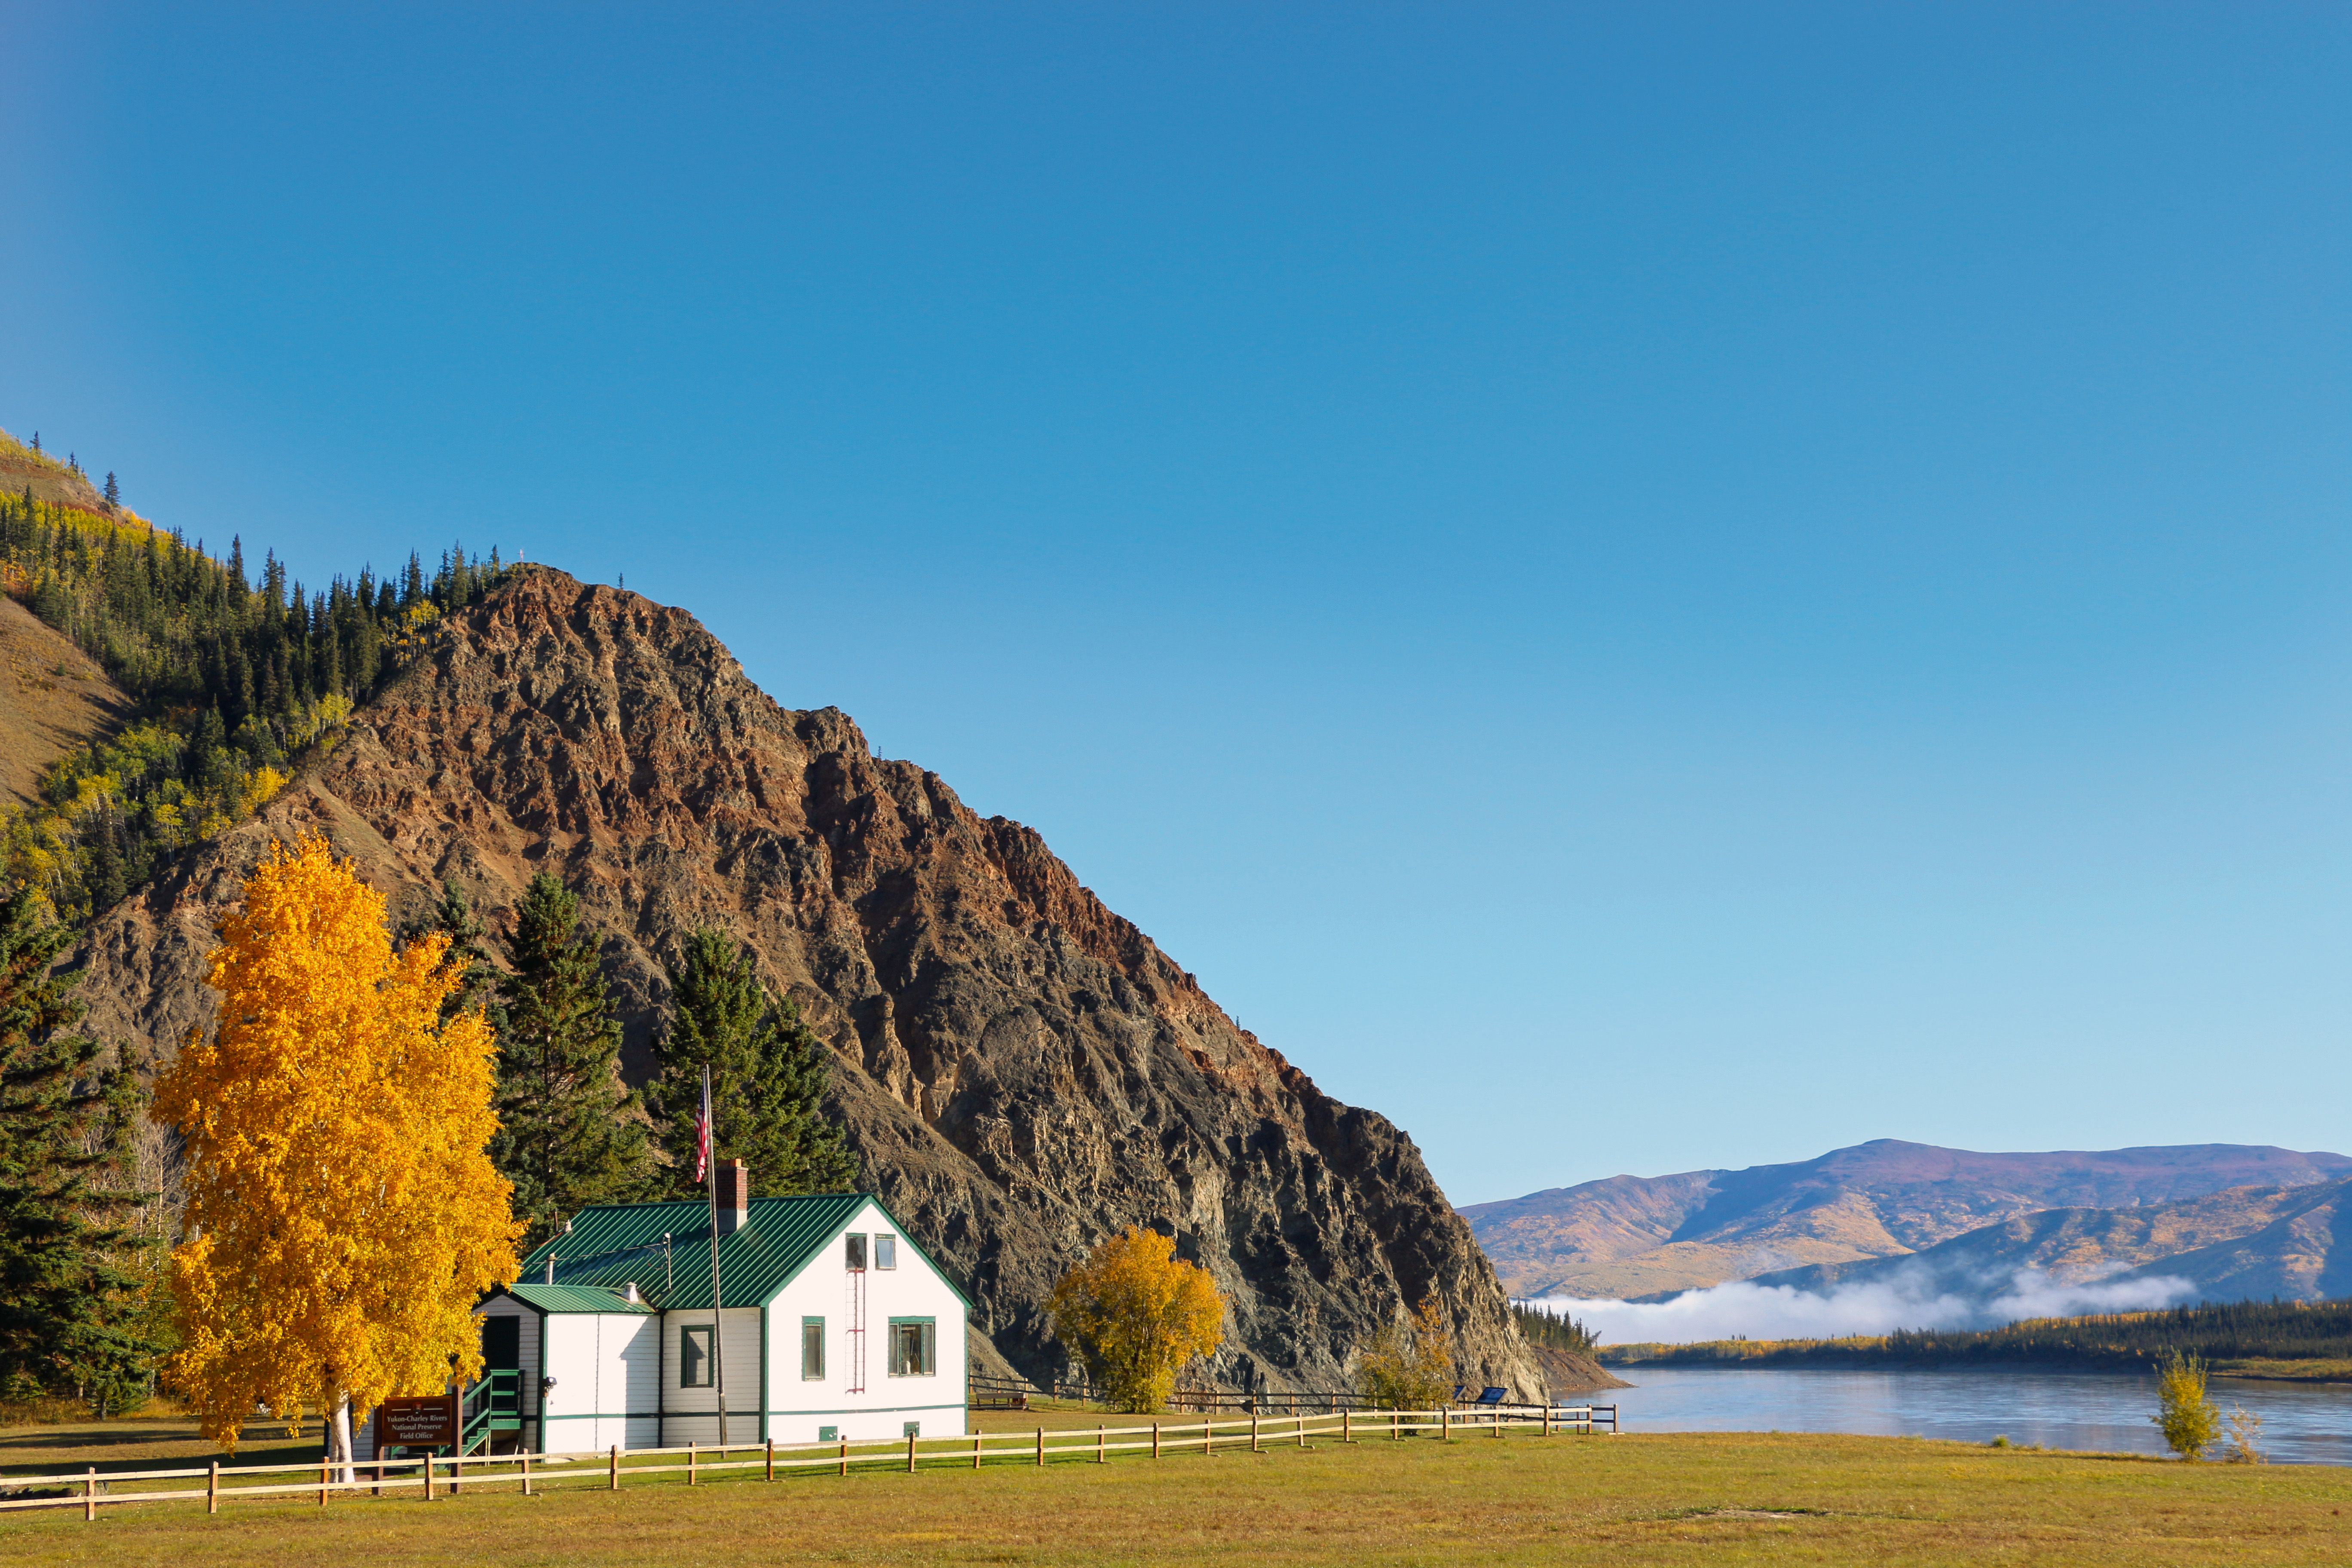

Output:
xmin=378 ymin=1394 xmax=457 ymax=1449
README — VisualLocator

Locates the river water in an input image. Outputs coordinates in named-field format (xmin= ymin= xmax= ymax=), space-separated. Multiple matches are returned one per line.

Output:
xmin=1596 ymin=1366 xmax=2352 ymax=1465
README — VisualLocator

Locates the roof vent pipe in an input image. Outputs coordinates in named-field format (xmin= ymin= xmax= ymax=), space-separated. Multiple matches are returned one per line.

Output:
xmin=625 ymin=1281 xmax=641 ymax=1305
xmin=545 ymin=1254 xmax=556 ymax=1285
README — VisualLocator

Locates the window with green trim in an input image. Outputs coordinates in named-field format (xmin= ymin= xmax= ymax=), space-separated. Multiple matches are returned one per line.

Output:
xmin=802 ymin=1317 xmax=825 ymax=1380
xmin=887 ymin=1317 xmax=935 ymax=1377
xmin=680 ymin=1324 xmax=713 ymax=1388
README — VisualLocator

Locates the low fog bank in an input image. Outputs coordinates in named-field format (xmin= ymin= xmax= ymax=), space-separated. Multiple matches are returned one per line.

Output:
xmin=1527 ymin=1267 xmax=2196 ymax=1346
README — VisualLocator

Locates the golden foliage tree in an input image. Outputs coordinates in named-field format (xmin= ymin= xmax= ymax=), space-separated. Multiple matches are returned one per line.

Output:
xmin=1357 ymin=1293 xmax=1456 ymax=1410
xmin=1047 ymin=1226 xmax=1226 ymax=1413
xmin=2151 ymin=1348 xmax=2221 ymax=1460
xmin=152 ymin=837 xmax=520 ymax=1463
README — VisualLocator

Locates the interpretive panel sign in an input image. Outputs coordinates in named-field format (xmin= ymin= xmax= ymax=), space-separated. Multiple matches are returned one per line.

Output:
xmin=379 ymin=1395 xmax=457 ymax=1448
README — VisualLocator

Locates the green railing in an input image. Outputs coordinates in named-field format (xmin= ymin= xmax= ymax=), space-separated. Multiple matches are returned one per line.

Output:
xmin=460 ymin=1371 xmax=523 ymax=1454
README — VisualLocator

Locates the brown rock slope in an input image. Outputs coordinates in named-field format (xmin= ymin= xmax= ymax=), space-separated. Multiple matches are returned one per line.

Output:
xmin=67 ymin=566 xmax=1542 ymax=1398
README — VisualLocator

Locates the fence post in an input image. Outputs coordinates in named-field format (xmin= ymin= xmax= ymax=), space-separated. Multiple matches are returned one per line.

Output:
xmin=521 ymin=1453 xmax=532 ymax=1497
xmin=766 ymin=1437 xmax=775 ymax=1482
xmin=84 ymin=1467 xmax=95 ymax=1522
xmin=1543 ymin=1405 xmax=1552 ymax=1438
xmin=1392 ymin=1410 xmax=1400 ymax=1441
xmin=208 ymin=1460 xmax=220 ymax=1514
xmin=1035 ymin=1427 xmax=1044 ymax=1468
xmin=609 ymin=1444 xmax=620 ymax=1491
xmin=1342 ymin=1408 xmax=1351 ymax=1444
xmin=840 ymin=1437 xmax=849 ymax=1477
xmin=320 ymin=1456 xmax=330 ymax=1507
xmin=1096 ymin=1424 xmax=1105 ymax=1464
xmin=688 ymin=1442 xmax=698 ymax=1486
xmin=425 ymin=1455 xmax=436 ymax=1502
xmin=1250 ymin=1414 xmax=1261 ymax=1454
xmin=907 ymin=1431 xmax=918 ymax=1474
xmin=1205 ymin=1419 xmax=1213 ymax=1457
xmin=1152 ymin=1421 xmax=1160 ymax=1460
xmin=974 ymin=1433 xmax=983 ymax=1470
xmin=1494 ymin=1409 xmax=1502 ymax=1439
xmin=1441 ymin=1407 xmax=1450 ymax=1442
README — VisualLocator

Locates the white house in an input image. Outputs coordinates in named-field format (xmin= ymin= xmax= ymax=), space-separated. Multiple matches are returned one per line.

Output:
xmin=361 ymin=1167 xmax=971 ymax=1456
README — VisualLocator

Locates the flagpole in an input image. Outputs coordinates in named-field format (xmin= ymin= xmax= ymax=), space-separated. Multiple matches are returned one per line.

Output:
xmin=703 ymin=1064 xmax=729 ymax=1449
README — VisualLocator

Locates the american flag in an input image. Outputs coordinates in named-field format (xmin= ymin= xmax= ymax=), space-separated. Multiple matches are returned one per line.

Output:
xmin=694 ymin=1065 xmax=713 ymax=1185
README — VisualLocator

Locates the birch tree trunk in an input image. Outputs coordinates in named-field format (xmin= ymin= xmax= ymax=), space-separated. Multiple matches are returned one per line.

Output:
xmin=329 ymin=1395 xmax=355 ymax=1484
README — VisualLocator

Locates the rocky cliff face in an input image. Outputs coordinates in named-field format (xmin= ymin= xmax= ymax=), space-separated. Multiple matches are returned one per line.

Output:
xmin=69 ymin=566 xmax=1542 ymax=1397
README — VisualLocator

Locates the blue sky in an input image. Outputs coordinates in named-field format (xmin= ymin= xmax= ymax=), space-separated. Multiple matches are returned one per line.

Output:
xmin=6 ymin=4 xmax=2348 ymax=1205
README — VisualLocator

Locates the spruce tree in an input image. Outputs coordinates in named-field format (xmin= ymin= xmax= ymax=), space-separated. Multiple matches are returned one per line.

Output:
xmin=0 ymin=891 xmax=155 ymax=1408
xmin=102 ymin=472 xmax=119 ymax=508
xmin=647 ymin=928 xmax=855 ymax=1199
xmin=403 ymin=880 xmax=499 ymax=1022
xmin=492 ymin=873 xmax=648 ymax=1247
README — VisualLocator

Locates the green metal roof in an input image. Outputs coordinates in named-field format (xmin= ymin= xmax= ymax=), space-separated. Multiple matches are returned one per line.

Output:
xmin=512 ymin=1191 xmax=974 ymax=1312
xmin=502 ymin=1283 xmax=653 ymax=1315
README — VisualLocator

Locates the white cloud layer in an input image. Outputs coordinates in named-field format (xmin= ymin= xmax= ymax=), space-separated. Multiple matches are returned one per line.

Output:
xmin=1526 ymin=1266 xmax=2197 ymax=1346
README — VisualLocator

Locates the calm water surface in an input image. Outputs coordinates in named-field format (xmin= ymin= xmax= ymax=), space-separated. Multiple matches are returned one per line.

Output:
xmin=1599 ymin=1366 xmax=2352 ymax=1465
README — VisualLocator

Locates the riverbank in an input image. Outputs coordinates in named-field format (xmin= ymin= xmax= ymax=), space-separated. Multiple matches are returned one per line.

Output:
xmin=5 ymin=1420 xmax=2348 ymax=1566
xmin=1598 ymin=1298 xmax=2352 ymax=1384
xmin=1606 ymin=1346 xmax=2352 ymax=1384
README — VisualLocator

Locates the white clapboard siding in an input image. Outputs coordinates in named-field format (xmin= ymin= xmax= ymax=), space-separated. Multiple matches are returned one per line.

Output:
xmin=619 ymin=1311 xmax=662 ymax=1451
xmin=758 ymin=1198 xmax=969 ymax=1443
xmin=659 ymin=1306 xmax=764 ymax=1445
xmin=539 ymin=1314 xmax=602 ymax=1452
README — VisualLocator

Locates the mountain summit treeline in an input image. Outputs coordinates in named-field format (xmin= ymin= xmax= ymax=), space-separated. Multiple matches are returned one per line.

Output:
xmin=0 ymin=427 xmax=504 ymax=923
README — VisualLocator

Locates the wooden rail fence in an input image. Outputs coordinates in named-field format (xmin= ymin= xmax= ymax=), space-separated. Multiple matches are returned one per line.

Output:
xmin=0 ymin=1403 xmax=1620 ymax=1521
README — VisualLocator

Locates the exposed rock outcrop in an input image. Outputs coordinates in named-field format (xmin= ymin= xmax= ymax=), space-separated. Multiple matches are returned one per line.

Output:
xmin=68 ymin=566 xmax=1543 ymax=1397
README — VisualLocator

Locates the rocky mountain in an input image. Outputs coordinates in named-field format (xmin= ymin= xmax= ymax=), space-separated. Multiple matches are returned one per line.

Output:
xmin=1745 ymin=1177 xmax=2352 ymax=1303
xmin=65 ymin=565 xmax=1545 ymax=1397
xmin=1461 ymin=1139 xmax=2352 ymax=1300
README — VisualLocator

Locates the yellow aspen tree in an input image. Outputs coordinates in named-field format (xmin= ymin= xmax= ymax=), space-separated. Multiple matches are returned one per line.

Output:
xmin=1047 ymin=1226 xmax=1226 ymax=1412
xmin=153 ymin=837 xmax=520 ymax=1468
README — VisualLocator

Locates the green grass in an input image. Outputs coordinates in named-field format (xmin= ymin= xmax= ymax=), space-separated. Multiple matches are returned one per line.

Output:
xmin=3 ymin=1411 xmax=2348 ymax=1565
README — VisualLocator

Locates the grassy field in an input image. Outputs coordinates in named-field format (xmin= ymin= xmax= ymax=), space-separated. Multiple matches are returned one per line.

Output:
xmin=3 ymin=1408 xmax=2349 ymax=1565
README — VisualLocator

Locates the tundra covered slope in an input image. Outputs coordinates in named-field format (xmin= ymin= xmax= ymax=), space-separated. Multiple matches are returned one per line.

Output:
xmin=67 ymin=565 xmax=1543 ymax=1397
xmin=1465 ymin=1139 xmax=2352 ymax=1299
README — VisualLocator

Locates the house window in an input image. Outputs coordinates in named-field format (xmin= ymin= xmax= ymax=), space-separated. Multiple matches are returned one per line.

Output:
xmin=875 ymin=1234 xmax=897 ymax=1270
xmin=802 ymin=1317 xmax=825 ymax=1380
xmin=680 ymin=1324 xmax=713 ymax=1388
xmin=887 ymin=1317 xmax=935 ymax=1377
xmin=845 ymin=1233 xmax=867 ymax=1271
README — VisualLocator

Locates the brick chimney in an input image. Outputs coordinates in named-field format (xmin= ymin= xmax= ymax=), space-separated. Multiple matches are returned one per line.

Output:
xmin=715 ymin=1159 xmax=750 ymax=1236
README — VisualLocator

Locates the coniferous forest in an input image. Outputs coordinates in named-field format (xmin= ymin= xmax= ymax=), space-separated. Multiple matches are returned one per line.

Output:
xmin=0 ymin=442 xmax=505 ymax=925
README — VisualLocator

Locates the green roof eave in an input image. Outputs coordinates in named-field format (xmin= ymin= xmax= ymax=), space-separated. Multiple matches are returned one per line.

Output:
xmin=497 ymin=1283 xmax=654 ymax=1314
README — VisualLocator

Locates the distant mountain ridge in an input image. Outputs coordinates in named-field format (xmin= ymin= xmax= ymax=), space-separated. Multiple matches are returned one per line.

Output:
xmin=1460 ymin=1140 xmax=2352 ymax=1300
xmin=1747 ymin=1176 xmax=2352 ymax=1304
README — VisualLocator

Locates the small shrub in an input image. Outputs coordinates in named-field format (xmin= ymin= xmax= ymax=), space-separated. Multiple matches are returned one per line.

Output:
xmin=1359 ymin=1293 xmax=1455 ymax=1411
xmin=2223 ymin=1406 xmax=2266 ymax=1464
xmin=2151 ymin=1350 xmax=2221 ymax=1460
